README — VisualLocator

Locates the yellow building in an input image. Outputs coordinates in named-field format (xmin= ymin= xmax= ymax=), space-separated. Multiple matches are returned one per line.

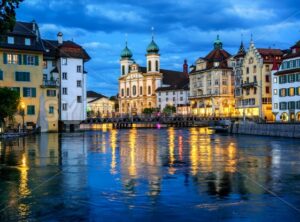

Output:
xmin=118 ymin=37 xmax=186 ymax=115
xmin=239 ymin=40 xmax=283 ymax=121
xmin=0 ymin=21 xmax=58 ymax=132
xmin=87 ymin=91 xmax=116 ymax=117
xmin=189 ymin=36 xmax=235 ymax=117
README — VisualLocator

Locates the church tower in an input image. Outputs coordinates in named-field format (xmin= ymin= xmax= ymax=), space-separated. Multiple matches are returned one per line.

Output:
xmin=146 ymin=32 xmax=160 ymax=73
xmin=120 ymin=41 xmax=133 ymax=76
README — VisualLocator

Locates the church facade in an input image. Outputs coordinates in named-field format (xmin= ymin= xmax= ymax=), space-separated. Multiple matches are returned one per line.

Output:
xmin=118 ymin=37 xmax=187 ymax=115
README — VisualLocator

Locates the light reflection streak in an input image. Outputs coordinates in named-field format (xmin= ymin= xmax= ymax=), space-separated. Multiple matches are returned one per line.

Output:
xmin=168 ymin=128 xmax=175 ymax=174
xmin=110 ymin=129 xmax=118 ymax=174
xmin=128 ymin=129 xmax=137 ymax=177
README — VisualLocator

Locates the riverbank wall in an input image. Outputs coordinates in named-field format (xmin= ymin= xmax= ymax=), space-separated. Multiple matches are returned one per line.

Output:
xmin=231 ymin=123 xmax=300 ymax=138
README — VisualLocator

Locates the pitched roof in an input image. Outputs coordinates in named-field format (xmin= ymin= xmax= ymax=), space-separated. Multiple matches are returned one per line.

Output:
xmin=0 ymin=21 xmax=44 ymax=52
xmin=234 ymin=41 xmax=246 ymax=59
xmin=138 ymin=67 xmax=187 ymax=86
xmin=204 ymin=48 xmax=231 ymax=69
xmin=87 ymin=91 xmax=107 ymax=98
xmin=156 ymin=78 xmax=189 ymax=92
xmin=257 ymin=48 xmax=283 ymax=63
xmin=274 ymin=68 xmax=300 ymax=76
xmin=42 ymin=39 xmax=91 ymax=61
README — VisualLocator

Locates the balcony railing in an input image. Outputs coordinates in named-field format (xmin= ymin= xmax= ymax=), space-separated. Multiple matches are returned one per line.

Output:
xmin=41 ymin=80 xmax=59 ymax=88
xmin=241 ymin=81 xmax=257 ymax=88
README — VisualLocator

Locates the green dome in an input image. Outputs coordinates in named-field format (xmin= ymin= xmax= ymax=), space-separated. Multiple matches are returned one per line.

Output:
xmin=121 ymin=43 xmax=133 ymax=59
xmin=147 ymin=39 xmax=159 ymax=54
xmin=214 ymin=35 xmax=223 ymax=49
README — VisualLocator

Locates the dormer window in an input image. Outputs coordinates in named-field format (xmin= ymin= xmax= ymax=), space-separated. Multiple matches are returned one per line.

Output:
xmin=25 ymin=38 xmax=31 ymax=46
xmin=214 ymin=62 xmax=219 ymax=67
xmin=7 ymin=36 xmax=14 ymax=44
xmin=293 ymin=48 xmax=296 ymax=54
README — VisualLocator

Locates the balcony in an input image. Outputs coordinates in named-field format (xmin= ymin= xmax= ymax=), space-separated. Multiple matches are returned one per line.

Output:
xmin=41 ymin=80 xmax=59 ymax=88
xmin=241 ymin=81 xmax=257 ymax=88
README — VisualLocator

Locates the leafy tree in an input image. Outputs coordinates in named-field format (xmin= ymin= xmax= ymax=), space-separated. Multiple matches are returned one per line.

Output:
xmin=163 ymin=105 xmax=176 ymax=115
xmin=142 ymin=108 xmax=157 ymax=115
xmin=0 ymin=0 xmax=24 ymax=34
xmin=0 ymin=87 xmax=20 ymax=127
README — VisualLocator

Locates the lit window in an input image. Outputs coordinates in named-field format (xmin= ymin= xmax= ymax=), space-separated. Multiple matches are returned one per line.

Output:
xmin=7 ymin=54 xmax=18 ymax=64
xmin=273 ymin=89 xmax=277 ymax=95
xmin=273 ymin=77 xmax=277 ymax=83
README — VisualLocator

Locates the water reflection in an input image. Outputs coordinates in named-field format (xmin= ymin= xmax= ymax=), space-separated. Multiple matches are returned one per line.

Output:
xmin=1 ymin=129 xmax=300 ymax=221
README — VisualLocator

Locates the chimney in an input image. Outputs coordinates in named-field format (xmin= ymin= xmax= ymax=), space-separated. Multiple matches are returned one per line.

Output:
xmin=57 ymin=32 xmax=63 ymax=44
xmin=272 ymin=56 xmax=279 ymax=71
xmin=183 ymin=59 xmax=188 ymax=77
xmin=32 ymin=20 xmax=36 ymax=31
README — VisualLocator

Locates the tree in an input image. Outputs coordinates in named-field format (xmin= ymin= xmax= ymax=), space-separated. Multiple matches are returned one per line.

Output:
xmin=0 ymin=0 xmax=24 ymax=34
xmin=163 ymin=105 xmax=176 ymax=115
xmin=0 ymin=87 xmax=20 ymax=127
xmin=142 ymin=108 xmax=157 ymax=115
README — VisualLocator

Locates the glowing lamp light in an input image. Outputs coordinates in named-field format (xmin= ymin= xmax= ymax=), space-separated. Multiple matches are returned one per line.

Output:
xmin=21 ymin=102 xmax=25 ymax=110
xmin=156 ymin=123 xmax=161 ymax=129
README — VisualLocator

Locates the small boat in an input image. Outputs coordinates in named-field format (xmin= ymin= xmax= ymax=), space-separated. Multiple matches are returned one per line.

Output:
xmin=209 ymin=125 xmax=229 ymax=133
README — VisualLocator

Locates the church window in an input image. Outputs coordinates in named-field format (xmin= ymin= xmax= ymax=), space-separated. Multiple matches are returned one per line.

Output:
xmin=132 ymin=85 xmax=136 ymax=95
xmin=148 ymin=61 xmax=152 ymax=72
xmin=155 ymin=60 xmax=159 ymax=71
xmin=140 ymin=86 xmax=143 ymax=95
xmin=148 ymin=86 xmax=151 ymax=95
xmin=127 ymin=88 xmax=130 ymax=96
xmin=121 ymin=89 xmax=124 ymax=97
xmin=122 ymin=65 xmax=125 ymax=75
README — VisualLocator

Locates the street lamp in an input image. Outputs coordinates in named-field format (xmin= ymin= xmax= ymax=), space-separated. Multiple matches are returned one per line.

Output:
xmin=20 ymin=102 xmax=25 ymax=132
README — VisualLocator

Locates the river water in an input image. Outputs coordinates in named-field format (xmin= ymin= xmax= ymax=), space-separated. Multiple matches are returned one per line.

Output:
xmin=0 ymin=127 xmax=300 ymax=221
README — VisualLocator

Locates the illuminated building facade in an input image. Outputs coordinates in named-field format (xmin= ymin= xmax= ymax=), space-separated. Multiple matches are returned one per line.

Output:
xmin=241 ymin=40 xmax=283 ymax=121
xmin=189 ymin=36 xmax=235 ymax=117
xmin=272 ymin=40 xmax=300 ymax=122
xmin=118 ymin=37 xmax=187 ymax=115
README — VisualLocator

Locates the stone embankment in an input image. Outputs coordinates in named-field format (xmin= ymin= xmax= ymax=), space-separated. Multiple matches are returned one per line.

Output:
xmin=231 ymin=123 xmax=300 ymax=138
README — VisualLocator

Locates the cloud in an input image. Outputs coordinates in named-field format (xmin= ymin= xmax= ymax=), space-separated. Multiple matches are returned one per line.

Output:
xmin=16 ymin=0 xmax=300 ymax=96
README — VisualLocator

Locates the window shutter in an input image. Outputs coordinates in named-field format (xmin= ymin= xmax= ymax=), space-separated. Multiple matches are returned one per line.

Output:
xmin=23 ymin=55 xmax=27 ymax=65
xmin=3 ymin=53 xmax=7 ymax=64
xmin=286 ymin=88 xmax=289 ymax=96
xmin=23 ymin=88 xmax=27 ymax=97
xmin=32 ymin=88 xmax=36 ymax=97
xmin=0 ymin=70 xmax=3 ymax=80
xmin=18 ymin=54 xmax=22 ymax=65
xmin=35 ymin=56 xmax=39 ymax=66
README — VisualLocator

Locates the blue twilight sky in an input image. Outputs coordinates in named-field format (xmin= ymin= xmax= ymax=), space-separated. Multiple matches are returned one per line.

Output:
xmin=16 ymin=0 xmax=300 ymax=96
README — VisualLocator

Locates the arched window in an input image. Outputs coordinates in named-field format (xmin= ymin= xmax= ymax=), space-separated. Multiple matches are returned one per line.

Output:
xmin=121 ymin=89 xmax=124 ymax=97
xmin=127 ymin=88 xmax=130 ymax=96
xmin=148 ymin=60 xmax=152 ymax=72
xmin=140 ymin=86 xmax=143 ymax=95
xmin=148 ymin=86 xmax=151 ymax=95
xmin=155 ymin=60 xmax=159 ymax=71
xmin=132 ymin=85 xmax=136 ymax=96
xmin=122 ymin=65 xmax=125 ymax=75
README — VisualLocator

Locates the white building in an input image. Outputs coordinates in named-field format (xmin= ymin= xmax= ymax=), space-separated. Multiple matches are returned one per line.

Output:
xmin=156 ymin=60 xmax=190 ymax=114
xmin=42 ymin=33 xmax=90 ymax=131
xmin=272 ymin=40 xmax=300 ymax=122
